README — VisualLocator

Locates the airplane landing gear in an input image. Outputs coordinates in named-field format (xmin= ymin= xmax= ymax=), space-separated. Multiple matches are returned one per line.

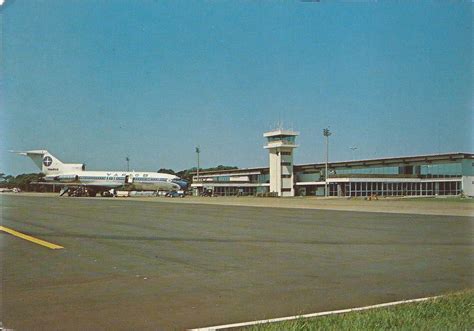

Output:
xmin=66 ymin=187 xmax=88 ymax=197
xmin=100 ymin=190 xmax=115 ymax=197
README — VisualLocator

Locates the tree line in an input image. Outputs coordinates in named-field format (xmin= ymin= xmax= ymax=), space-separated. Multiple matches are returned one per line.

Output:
xmin=158 ymin=165 xmax=238 ymax=182
xmin=0 ymin=173 xmax=44 ymax=191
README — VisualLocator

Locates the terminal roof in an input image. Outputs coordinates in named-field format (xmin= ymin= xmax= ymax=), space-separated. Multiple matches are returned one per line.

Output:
xmin=192 ymin=152 xmax=473 ymax=176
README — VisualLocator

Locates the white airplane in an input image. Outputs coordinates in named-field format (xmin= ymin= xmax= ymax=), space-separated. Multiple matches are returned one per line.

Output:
xmin=13 ymin=150 xmax=188 ymax=196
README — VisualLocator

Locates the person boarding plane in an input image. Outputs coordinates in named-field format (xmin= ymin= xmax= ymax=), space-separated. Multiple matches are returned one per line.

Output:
xmin=12 ymin=150 xmax=188 ymax=196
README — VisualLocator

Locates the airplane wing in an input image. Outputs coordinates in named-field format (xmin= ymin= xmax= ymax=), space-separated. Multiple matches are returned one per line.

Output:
xmin=30 ymin=181 xmax=67 ymax=187
xmin=30 ymin=181 xmax=124 ymax=189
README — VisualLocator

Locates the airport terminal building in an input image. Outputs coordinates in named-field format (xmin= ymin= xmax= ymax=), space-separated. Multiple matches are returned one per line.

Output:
xmin=191 ymin=130 xmax=474 ymax=198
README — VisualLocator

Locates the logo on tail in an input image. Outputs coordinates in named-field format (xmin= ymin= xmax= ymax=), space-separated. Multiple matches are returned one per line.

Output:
xmin=43 ymin=156 xmax=53 ymax=166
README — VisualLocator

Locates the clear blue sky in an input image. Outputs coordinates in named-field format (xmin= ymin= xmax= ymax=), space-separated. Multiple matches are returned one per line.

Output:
xmin=1 ymin=1 xmax=472 ymax=175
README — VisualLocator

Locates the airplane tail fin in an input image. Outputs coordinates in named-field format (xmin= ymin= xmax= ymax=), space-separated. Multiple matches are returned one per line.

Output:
xmin=10 ymin=150 xmax=84 ymax=175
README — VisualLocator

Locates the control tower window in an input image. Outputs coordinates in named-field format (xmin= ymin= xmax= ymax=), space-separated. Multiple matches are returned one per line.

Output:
xmin=267 ymin=136 xmax=296 ymax=143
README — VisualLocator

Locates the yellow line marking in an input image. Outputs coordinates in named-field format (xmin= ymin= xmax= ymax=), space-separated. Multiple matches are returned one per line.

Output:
xmin=0 ymin=226 xmax=63 ymax=249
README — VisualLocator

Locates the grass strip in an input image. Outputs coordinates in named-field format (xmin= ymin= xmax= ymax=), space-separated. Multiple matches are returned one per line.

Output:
xmin=247 ymin=289 xmax=473 ymax=331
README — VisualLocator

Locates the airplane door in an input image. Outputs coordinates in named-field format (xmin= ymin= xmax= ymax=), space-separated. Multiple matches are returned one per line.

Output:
xmin=125 ymin=175 xmax=133 ymax=184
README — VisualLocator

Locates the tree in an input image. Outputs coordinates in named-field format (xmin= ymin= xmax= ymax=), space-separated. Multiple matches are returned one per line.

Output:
xmin=0 ymin=174 xmax=14 ymax=187
xmin=157 ymin=168 xmax=176 ymax=175
xmin=4 ymin=173 xmax=44 ymax=191
xmin=175 ymin=165 xmax=239 ymax=182
xmin=215 ymin=165 xmax=238 ymax=170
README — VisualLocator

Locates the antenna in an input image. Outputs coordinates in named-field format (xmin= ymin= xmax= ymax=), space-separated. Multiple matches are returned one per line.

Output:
xmin=276 ymin=119 xmax=284 ymax=130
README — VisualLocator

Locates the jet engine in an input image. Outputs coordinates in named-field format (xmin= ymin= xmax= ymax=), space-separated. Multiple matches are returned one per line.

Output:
xmin=53 ymin=175 xmax=79 ymax=182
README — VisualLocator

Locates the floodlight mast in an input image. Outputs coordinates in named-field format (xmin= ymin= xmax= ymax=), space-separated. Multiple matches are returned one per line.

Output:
xmin=323 ymin=128 xmax=332 ymax=197
xmin=195 ymin=146 xmax=200 ymax=181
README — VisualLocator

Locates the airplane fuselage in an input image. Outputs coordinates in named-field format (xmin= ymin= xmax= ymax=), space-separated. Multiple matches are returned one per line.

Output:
xmin=44 ymin=170 xmax=183 ymax=191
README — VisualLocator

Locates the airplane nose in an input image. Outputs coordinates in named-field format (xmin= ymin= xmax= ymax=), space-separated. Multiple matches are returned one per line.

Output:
xmin=176 ymin=180 xmax=189 ymax=189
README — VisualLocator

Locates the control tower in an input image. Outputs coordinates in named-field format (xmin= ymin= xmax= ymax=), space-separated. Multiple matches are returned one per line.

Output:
xmin=264 ymin=129 xmax=299 ymax=197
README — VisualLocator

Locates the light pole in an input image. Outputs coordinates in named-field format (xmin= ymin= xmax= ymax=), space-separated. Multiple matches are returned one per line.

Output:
xmin=125 ymin=156 xmax=130 ymax=172
xmin=195 ymin=146 xmax=200 ymax=181
xmin=350 ymin=146 xmax=358 ymax=161
xmin=323 ymin=128 xmax=331 ymax=197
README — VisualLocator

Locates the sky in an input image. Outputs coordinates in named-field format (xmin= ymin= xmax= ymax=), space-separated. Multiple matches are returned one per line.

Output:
xmin=1 ymin=1 xmax=472 ymax=175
